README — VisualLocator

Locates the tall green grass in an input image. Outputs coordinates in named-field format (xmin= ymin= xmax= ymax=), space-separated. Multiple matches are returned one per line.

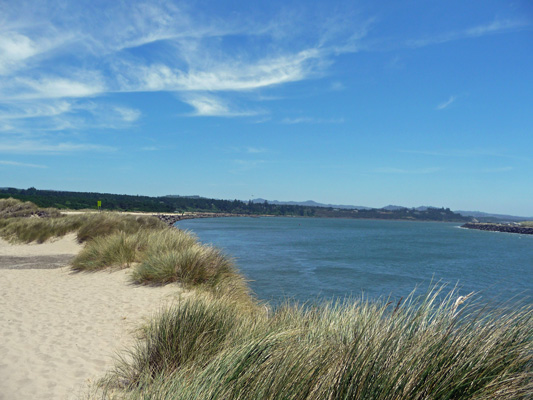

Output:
xmin=76 ymin=212 xmax=165 ymax=242
xmin=0 ymin=204 xmax=165 ymax=244
xmin=108 ymin=293 xmax=254 ymax=391
xmin=3 ymin=198 xmax=531 ymax=399
xmin=100 ymin=287 xmax=532 ymax=400
xmin=132 ymin=244 xmax=233 ymax=285
xmin=71 ymin=228 xmax=254 ymax=306
xmin=0 ymin=213 xmax=86 ymax=243
xmin=0 ymin=197 xmax=39 ymax=217
xmin=1 ymin=200 xmax=250 ymax=302
xmin=71 ymin=229 xmax=195 ymax=271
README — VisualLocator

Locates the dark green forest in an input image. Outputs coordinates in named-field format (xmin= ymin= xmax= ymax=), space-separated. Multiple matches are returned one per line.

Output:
xmin=0 ymin=187 xmax=470 ymax=222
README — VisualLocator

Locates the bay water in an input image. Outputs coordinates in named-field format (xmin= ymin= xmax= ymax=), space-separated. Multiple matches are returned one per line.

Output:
xmin=176 ymin=217 xmax=532 ymax=305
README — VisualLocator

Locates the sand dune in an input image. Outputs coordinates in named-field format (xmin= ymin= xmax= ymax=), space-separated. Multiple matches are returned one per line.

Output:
xmin=0 ymin=237 xmax=185 ymax=400
xmin=0 ymin=233 xmax=82 ymax=257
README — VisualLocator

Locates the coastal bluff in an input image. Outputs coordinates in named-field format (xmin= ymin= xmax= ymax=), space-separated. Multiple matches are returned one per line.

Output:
xmin=462 ymin=223 xmax=533 ymax=235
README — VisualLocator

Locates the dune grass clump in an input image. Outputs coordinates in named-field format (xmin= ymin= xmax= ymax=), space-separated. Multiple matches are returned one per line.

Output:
xmin=0 ymin=214 xmax=86 ymax=243
xmin=0 ymin=197 xmax=39 ymax=218
xmin=0 ymin=203 xmax=248 ymax=301
xmin=0 ymin=207 xmax=166 ymax=244
xmin=76 ymin=212 xmax=166 ymax=243
xmin=70 ymin=231 xmax=141 ymax=270
xmin=0 ymin=197 xmax=61 ymax=218
xmin=132 ymin=244 xmax=234 ymax=286
xmin=108 ymin=294 xmax=252 ymax=390
xmin=71 ymin=228 xmax=251 ymax=300
xmin=100 ymin=287 xmax=532 ymax=400
xmin=71 ymin=228 xmax=196 ymax=271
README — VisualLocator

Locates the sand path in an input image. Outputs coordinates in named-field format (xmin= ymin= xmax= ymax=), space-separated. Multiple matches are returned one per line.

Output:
xmin=0 ymin=236 xmax=185 ymax=400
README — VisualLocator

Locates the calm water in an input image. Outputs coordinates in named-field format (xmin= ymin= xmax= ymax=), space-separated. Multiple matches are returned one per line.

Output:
xmin=176 ymin=217 xmax=533 ymax=305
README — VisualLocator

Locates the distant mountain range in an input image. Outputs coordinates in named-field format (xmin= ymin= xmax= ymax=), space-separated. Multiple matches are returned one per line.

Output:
xmin=454 ymin=210 xmax=533 ymax=222
xmin=4 ymin=186 xmax=529 ymax=222
xmin=252 ymin=198 xmax=372 ymax=210
xmin=252 ymin=199 xmax=532 ymax=222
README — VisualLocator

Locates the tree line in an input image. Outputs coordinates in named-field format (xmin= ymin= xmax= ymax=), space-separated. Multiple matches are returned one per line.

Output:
xmin=0 ymin=187 xmax=470 ymax=222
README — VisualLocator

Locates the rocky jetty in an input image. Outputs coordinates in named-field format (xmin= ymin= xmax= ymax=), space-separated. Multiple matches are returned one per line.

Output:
xmin=461 ymin=223 xmax=533 ymax=235
xmin=154 ymin=213 xmax=250 ymax=227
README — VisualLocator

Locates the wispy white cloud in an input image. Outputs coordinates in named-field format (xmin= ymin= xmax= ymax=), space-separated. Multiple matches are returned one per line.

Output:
xmin=182 ymin=94 xmax=262 ymax=117
xmin=387 ymin=56 xmax=404 ymax=69
xmin=0 ymin=28 xmax=74 ymax=76
xmin=479 ymin=166 xmax=513 ymax=173
xmin=0 ymin=101 xmax=72 ymax=120
xmin=0 ymin=0 xmax=368 ymax=126
xmin=399 ymin=149 xmax=530 ymax=161
xmin=436 ymin=95 xmax=457 ymax=110
xmin=0 ymin=140 xmax=115 ymax=154
xmin=249 ymin=116 xmax=273 ymax=124
xmin=114 ymin=107 xmax=141 ymax=122
xmin=246 ymin=147 xmax=267 ymax=154
xmin=227 ymin=146 xmax=268 ymax=154
xmin=0 ymin=32 xmax=41 ymax=75
xmin=465 ymin=19 xmax=529 ymax=37
xmin=140 ymin=146 xmax=158 ymax=151
xmin=231 ymin=159 xmax=266 ymax=173
xmin=281 ymin=117 xmax=344 ymax=124
xmin=0 ymin=160 xmax=47 ymax=168
xmin=330 ymin=81 xmax=345 ymax=91
xmin=117 ymin=48 xmax=328 ymax=94
xmin=406 ymin=19 xmax=529 ymax=48
xmin=0 ymin=100 xmax=142 ymax=135
xmin=7 ymin=75 xmax=105 ymax=100
xmin=375 ymin=167 xmax=442 ymax=174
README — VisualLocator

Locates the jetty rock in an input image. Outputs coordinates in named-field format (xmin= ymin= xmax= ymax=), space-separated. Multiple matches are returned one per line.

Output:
xmin=462 ymin=223 xmax=533 ymax=235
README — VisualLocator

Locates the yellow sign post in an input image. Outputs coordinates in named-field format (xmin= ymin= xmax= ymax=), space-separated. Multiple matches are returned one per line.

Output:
xmin=97 ymin=200 xmax=102 ymax=211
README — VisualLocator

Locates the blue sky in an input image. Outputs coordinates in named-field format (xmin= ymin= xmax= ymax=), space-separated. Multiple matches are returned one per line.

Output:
xmin=1 ymin=0 xmax=532 ymax=215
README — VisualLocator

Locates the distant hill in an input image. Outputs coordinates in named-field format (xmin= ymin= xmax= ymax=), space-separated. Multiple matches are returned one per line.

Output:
xmin=381 ymin=205 xmax=407 ymax=211
xmin=454 ymin=210 xmax=533 ymax=223
xmin=164 ymin=195 xmax=204 ymax=199
xmin=0 ymin=188 xmax=471 ymax=222
xmin=252 ymin=198 xmax=372 ymax=210
xmin=253 ymin=199 xmax=530 ymax=222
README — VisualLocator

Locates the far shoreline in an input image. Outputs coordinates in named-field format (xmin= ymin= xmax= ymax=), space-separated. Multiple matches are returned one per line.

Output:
xmin=163 ymin=212 xmax=468 ymax=226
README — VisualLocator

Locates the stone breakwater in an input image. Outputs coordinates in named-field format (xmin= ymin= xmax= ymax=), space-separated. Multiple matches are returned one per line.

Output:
xmin=461 ymin=223 xmax=533 ymax=235
xmin=154 ymin=213 xmax=250 ymax=227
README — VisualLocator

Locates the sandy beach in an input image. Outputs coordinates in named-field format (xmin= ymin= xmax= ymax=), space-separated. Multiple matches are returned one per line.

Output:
xmin=0 ymin=236 xmax=185 ymax=400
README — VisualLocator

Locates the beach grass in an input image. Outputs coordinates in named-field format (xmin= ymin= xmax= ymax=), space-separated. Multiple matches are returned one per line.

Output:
xmin=2 ymin=198 xmax=532 ymax=399
xmin=0 ymin=214 xmax=85 ymax=243
xmin=75 ymin=212 xmax=166 ymax=242
xmin=100 ymin=287 xmax=532 ymax=400
xmin=71 ymin=227 xmax=255 ymax=307
xmin=0 ymin=198 xmax=166 ymax=244
xmin=132 ymin=243 xmax=233 ymax=285
xmin=0 ymin=197 xmax=39 ymax=217
xmin=0 ymin=197 xmax=62 ymax=218
xmin=71 ymin=228 xmax=196 ymax=271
